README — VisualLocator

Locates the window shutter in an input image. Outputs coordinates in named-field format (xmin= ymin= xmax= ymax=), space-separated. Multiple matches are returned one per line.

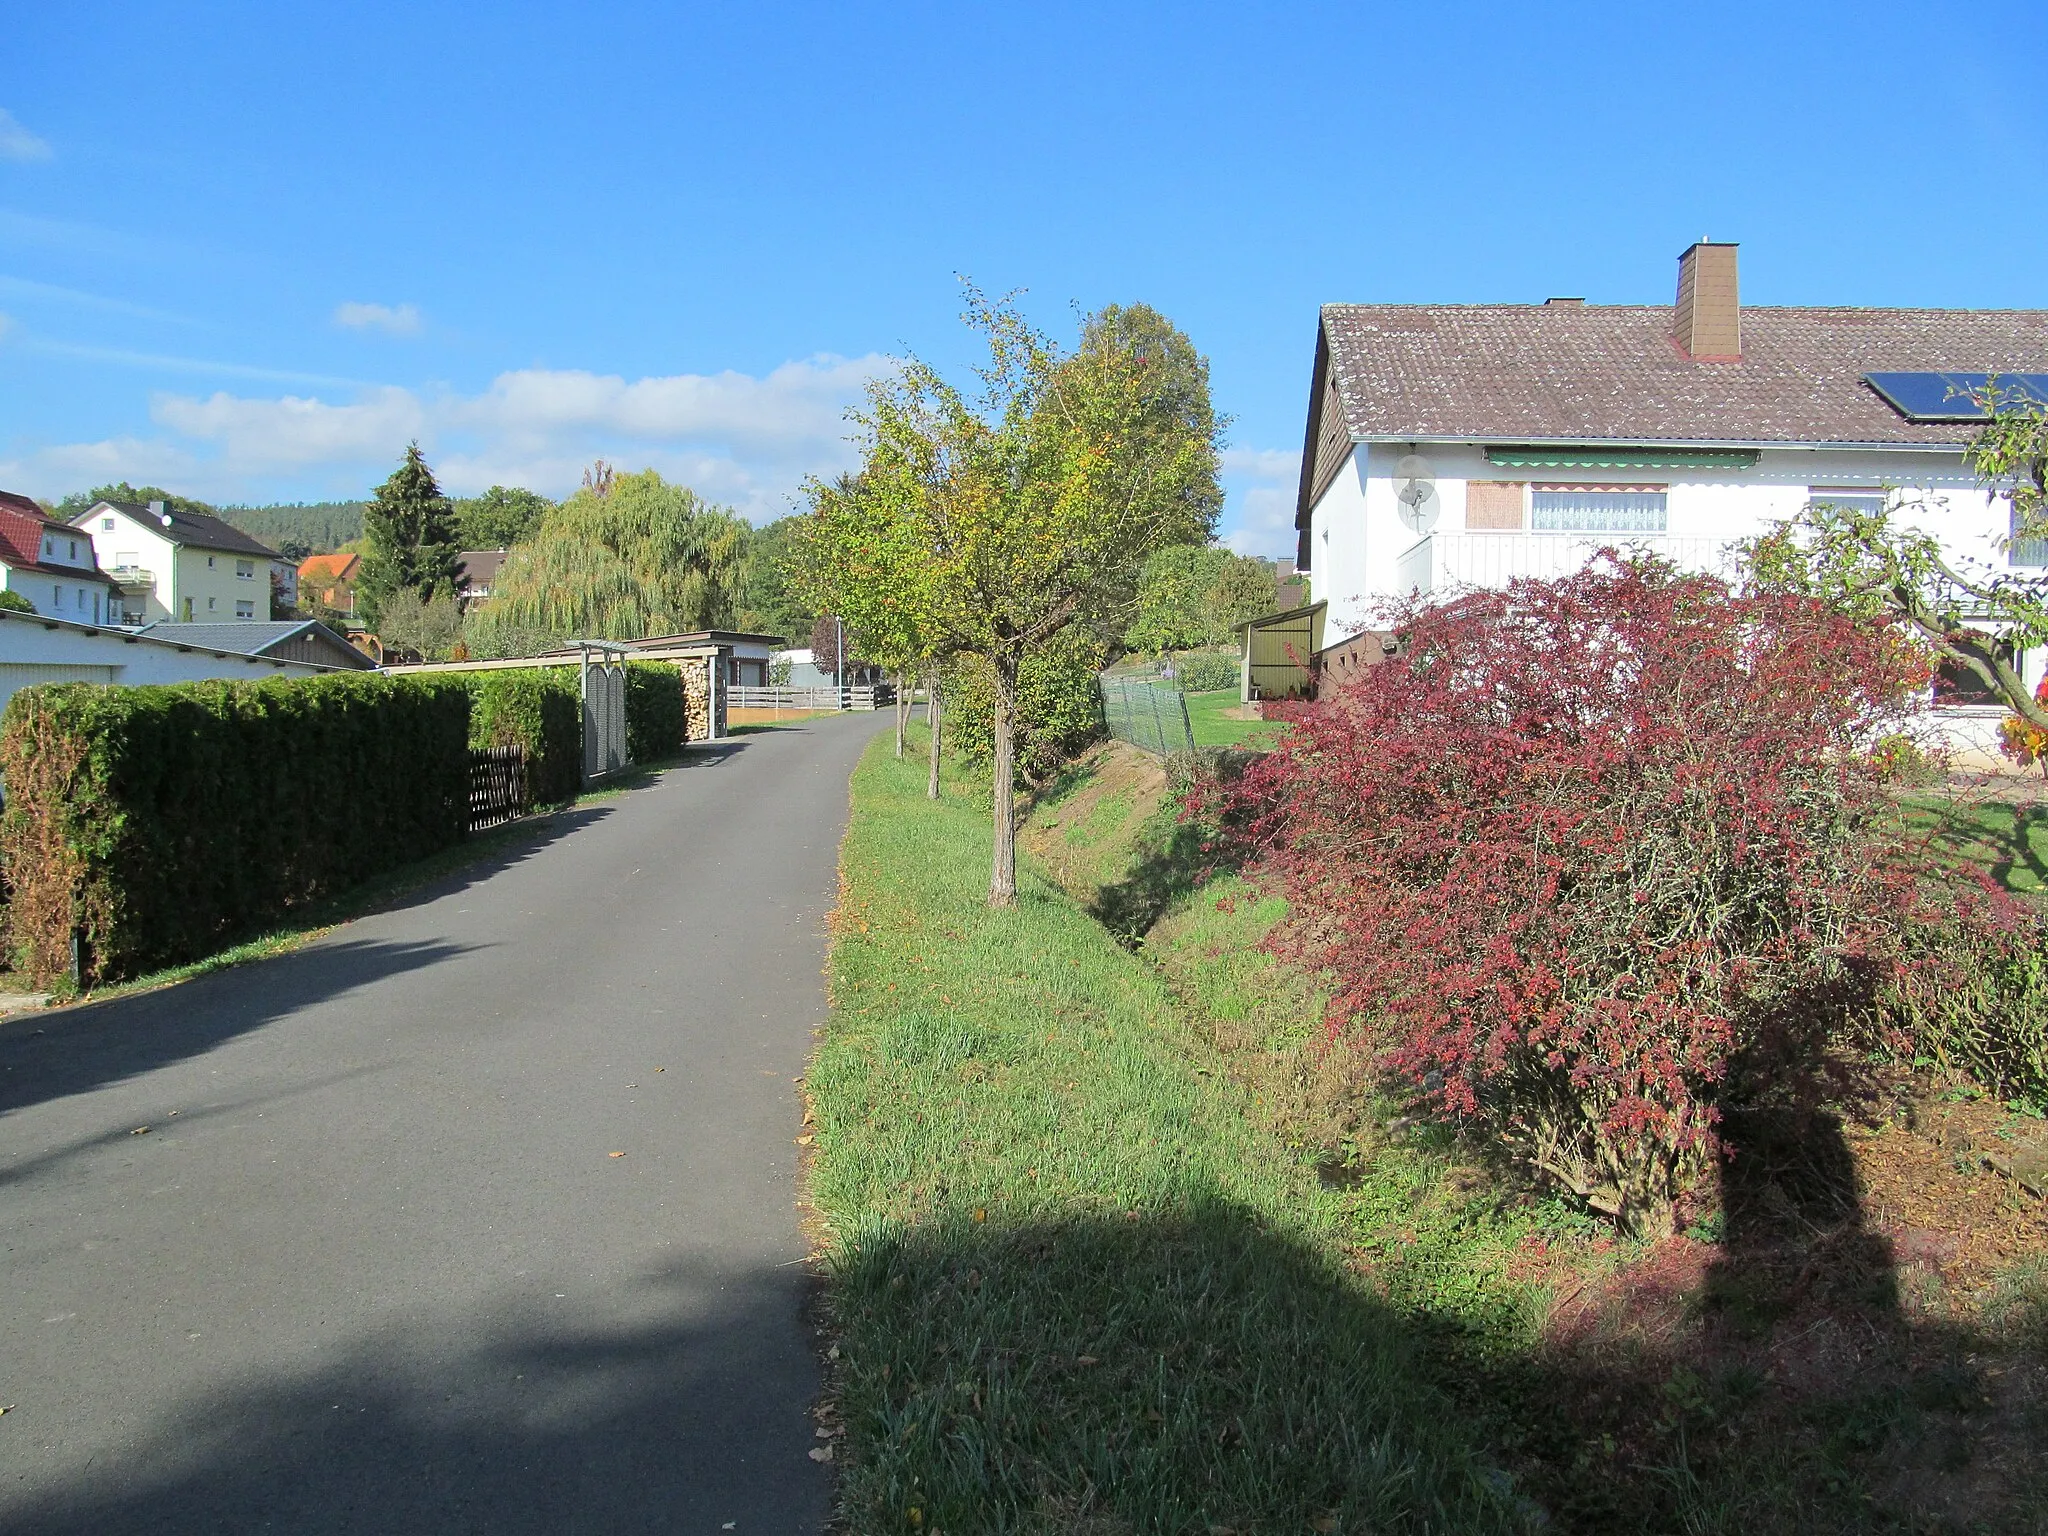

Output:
xmin=1465 ymin=481 xmax=1525 ymax=530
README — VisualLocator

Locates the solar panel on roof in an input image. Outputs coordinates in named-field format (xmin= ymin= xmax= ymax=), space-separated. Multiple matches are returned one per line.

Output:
xmin=1864 ymin=372 xmax=2048 ymax=422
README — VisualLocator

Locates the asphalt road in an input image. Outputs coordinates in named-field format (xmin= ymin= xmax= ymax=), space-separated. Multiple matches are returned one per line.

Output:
xmin=0 ymin=713 xmax=886 ymax=1535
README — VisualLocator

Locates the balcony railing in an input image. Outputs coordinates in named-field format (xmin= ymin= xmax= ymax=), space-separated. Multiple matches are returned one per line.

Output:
xmin=105 ymin=565 xmax=156 ymax=590
xmin=1395 ymin=533 xmax=1743 ymax=596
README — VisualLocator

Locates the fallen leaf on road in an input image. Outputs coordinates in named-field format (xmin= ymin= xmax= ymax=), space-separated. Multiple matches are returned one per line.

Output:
xmin=807 ymin=1445 xmax=834 ymax=1463
xmin=796 ymin=1135 xmax=814 ymax=1146
xmin=654 ymin=1067 xmax=665 ymax=1072
xmin=130 ymin=1126 xmax=150 ymax=1135
xmin=722 ymin=1524 xmax=736 ymax=1531
xmin=608 ymin=1151 xmax=626 ymax=1158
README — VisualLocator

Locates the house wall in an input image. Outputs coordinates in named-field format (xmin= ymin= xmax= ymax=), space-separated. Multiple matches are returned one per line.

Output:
xmin=0 ymin=616 xmax=326 ymax=716
xmin=1304 ymin=438 xmax=2033 ymax=758
xmin=78 ymin=507 xmax=273 ymax=624
xmin=1306 ymin=440 xmax=2003 ymax=638
xmin=2 ymin=564 xmax=114 ymax=625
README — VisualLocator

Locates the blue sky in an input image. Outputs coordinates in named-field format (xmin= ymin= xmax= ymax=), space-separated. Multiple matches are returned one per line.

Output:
xmin=3 ymin=0 xmax=2043 ymax=554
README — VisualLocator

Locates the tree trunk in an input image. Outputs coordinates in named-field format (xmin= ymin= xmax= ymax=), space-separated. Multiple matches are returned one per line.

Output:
xmin=989 ymin=654 xmax=1018 ymax=907
xmin=894 ymin=669 xmax=908 ymax=758
xmin=927 ymin=675 xmax=943 ymax=800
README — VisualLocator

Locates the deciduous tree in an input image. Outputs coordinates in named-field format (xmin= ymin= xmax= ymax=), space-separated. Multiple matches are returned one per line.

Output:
xmin=798 ymin=287 xmax=1221 ymax=904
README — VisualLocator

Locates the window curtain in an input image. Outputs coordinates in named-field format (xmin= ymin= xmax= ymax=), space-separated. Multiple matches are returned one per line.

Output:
xmin=1530 ymin=489 xmax=1668 ymax=533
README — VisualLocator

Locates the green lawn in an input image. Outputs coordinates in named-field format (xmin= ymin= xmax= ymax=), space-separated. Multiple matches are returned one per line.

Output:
xmin=1183 ymin=686 xmax=1285 ymax=747
xmin=807 ymin=728 xmax=1528 ymax=1533
xmin=1902 ymin=793 xmax=2048 ymax=893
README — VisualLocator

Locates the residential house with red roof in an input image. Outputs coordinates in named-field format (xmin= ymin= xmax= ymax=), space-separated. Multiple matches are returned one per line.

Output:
xmin=1293 ymin=242 xmax=2048 ymax=748
xmin=0 ymin=490 xmax=122 ymax=625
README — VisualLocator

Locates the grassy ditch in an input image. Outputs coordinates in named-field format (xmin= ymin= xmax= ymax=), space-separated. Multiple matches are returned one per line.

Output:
xmin=1025 ymin=744 xmax=2048 ymax=1534
xmin=807 ymin=730 xmax=1533 ymax=1533
xmin=815 ymin=734 xmax=2048 ymax=1534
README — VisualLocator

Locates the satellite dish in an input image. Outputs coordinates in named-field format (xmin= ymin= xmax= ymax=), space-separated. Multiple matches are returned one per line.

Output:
xmin=1393 ymin=453 xmax=1438 ymax=533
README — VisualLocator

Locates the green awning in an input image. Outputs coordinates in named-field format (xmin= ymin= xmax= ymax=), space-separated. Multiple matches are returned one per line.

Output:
xmin=1484 ymin=445 xmax=1760 ymax=470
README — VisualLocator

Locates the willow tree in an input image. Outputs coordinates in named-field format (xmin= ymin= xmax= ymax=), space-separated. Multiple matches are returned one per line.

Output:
xmin=799 ymin=289 xmax=1221 ymax=905
xmin=468 ymin=468 xmax=751 ymax=655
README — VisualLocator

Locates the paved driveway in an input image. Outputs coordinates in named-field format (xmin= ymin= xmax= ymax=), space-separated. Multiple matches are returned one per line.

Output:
xmin=0 ymin=714 xmax=884 ymax=1534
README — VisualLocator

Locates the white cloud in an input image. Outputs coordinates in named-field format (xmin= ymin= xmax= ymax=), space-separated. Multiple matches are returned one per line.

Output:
xmin=151 ymin=386 xmax=428 ymax=471
xmin=1219 ymin=446 xmax=1301 ymax=559
xmin=0 ymin=109 xmax=52 ymax=163
xmin=5 ymin=354 xmax=892 ymax=519
xmin=333 ymin=301 xmax=422 ymax=336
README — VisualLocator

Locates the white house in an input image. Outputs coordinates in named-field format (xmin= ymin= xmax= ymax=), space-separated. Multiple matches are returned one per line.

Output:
xmin=0 ymin=491 xmax=122 ymax=625
xmin=1293 ymin=243 xmax=2048 ymax=752
xmin=0 ymin=608 xmax=347 ymax=718
xmin=71 ymin=499 xmax=286 ymax=626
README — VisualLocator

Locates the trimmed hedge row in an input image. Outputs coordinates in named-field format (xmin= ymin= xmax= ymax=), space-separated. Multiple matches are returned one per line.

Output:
xmin=625 ymin=662 xmax=686 ymax=763
xmin=464 ymin=668 xmax=582 ymax=808
xmin=0 ymin=674 xmax=472 ymax=985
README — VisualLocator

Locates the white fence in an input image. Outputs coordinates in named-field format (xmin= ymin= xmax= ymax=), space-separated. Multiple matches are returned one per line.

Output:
xmin=1396 ymin=533 xmax=1742 ymax=595
xmin=729 ymin=685 xmax=884 ymax=711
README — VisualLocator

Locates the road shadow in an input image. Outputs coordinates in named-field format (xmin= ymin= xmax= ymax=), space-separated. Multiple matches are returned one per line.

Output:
xmin=822 ymin=1203 xmax=1532 ymax=1533
xmin=0 ymin=1254 xmax=828 ymax=1536
xmin=0 ymin=935 xmax=474 ymax=1117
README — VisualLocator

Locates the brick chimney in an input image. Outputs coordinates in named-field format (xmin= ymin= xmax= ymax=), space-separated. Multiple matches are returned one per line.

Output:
xmin=1674 ymin=241 xmax=1740 ymax=360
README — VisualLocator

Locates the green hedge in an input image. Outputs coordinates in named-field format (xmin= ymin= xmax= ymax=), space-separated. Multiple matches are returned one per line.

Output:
xmin=625 ymin=662 xmax=686 ymax=762
xmin=1170 ymin=651 xmax=1239 ymax=694
xmin=947 ymin=630 xmax=1108 ymax=785
xmin=463 ymin=668 xmax=582 ymax=809
xmin=0 ymin=674 xmax=472 ymax=985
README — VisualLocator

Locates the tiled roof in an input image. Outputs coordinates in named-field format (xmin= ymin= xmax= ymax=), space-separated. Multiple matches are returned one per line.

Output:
xmin=299 ymin=551 xmax=360 ymax=581
xmin=454 ymin=549 xmax=508 ymax=588
xmin=0 ymin=503 xmax=119 ymax=585
xmin=1318 ymin=304 xmax=2048 ymax=446
xmin=91 ymin=501 xmax=283 ymax=559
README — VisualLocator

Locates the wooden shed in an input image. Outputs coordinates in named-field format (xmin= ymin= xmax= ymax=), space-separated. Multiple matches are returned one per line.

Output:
xmin=1236 ymin=601 xmax=1327 ymax=703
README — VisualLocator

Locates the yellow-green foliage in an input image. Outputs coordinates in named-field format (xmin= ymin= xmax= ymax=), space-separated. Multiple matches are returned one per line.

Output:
xmin=468 ymin=470 xmax=750 ymax=652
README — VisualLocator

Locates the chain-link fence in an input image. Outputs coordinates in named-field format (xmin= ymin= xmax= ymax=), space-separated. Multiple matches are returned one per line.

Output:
xmin=1099 ymin=673 xmax=1196 ymax=757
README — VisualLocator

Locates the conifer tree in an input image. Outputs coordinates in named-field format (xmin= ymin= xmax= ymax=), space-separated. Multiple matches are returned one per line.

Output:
xmin=359 ymin=443 xmax=460 ymax=625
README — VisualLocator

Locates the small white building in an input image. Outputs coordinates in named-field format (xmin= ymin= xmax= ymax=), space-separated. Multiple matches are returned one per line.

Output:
xmin=0 ymin=491 xmax=122 ymax=625
xmin=0 ymin=608 xmax=344 ymax=718
xmin=71 ymin=499 xmax=286 ymax=626
xmin=1293 ymin=243 xmax=2048 ymax=753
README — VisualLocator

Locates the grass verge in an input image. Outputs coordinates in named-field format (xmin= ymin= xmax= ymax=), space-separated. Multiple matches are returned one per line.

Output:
xmin=1183 ymin=688 xmax=1283 ymax=748
xmin=808 ymin=728 xmax=1531 ymax=1533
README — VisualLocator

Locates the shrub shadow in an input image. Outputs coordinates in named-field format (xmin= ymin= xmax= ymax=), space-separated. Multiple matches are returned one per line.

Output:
xmin=0 ymin=1255 xmax=829 ymax=1535
xmin=0 ymin=935 xmax=475 ymax=1117
xmin=825 ymin=1203 xmax=1534 ymax=1533
xmin=1472 ymin=1096 xmax=2048 ymax=1533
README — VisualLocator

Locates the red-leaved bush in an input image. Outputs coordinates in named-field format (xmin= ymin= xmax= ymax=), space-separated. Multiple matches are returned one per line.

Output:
xmin=1216 ymin=555 xmax=1956 ymax=1236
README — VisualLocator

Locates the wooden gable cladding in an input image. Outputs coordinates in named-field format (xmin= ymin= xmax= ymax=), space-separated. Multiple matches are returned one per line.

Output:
xmin=1465 ymin=481 xmax=1526 ymax=530
xmin=1308 ymin=360 xmax=1352 ymax=508
xmin=1295 ymin=322 xmax=1357 ymax=570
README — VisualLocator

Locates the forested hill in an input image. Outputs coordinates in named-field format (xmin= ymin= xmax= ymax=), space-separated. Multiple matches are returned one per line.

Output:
xmin=215 ymin=502 xmax=365 ymax=558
